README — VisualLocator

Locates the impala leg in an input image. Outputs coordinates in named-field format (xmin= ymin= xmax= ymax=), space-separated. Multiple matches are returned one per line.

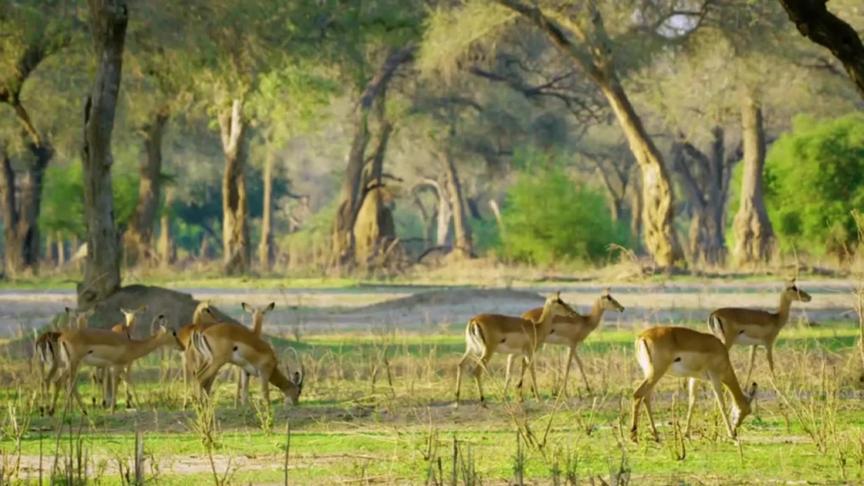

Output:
xmin=708 ymin=372 xmax=736 ymax=438
xmin=455 ymin=352 xmax=471 ymax=405
xmin=473 ymin=356 xmax=489 ymax=406
xmin=66 ymin=363 xmax=88 ymax=416
xmin=631 ymin=372 xmax=664 ymax=442
xmin=504 ymin=354 xmax=516 ymax=398
xmin=572 ymin=349 xmax=592 ymax=395
xmin=765 ymin=344 xmax=776 ymax=380
xmin=528 ymin=355 xmax=540 ymax=400
xmin=744 ymin=345 xmax=757 ymax=386
xmin=517 ymin=356 xmax=527 ymax=402
xmin=197 ymin=360 xmax=225 ymax=398
xmin=684 ymin=378 xmax=698 ymax=437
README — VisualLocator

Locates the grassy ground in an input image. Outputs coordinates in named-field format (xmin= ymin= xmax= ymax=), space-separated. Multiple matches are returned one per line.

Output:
xmin=1 ymin=322 xmax=863 ymax=484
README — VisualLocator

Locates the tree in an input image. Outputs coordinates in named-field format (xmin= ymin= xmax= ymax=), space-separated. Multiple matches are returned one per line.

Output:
xmin=421 ymin=0 xmax=684 ymax=267
xmin=0 ymin=2 xmax=75 ymax=275
xmin=78 ymin=0 xmax=127 ymax=307
xmin=777 ymin=0 xmax=864 ymax=98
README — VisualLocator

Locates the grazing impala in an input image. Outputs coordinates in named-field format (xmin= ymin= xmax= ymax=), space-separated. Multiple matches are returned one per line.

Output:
xmin=708 ymin=279 xmax=812 ymax=384
xmin=191 ymin=323 xmax=304 ymax=406
xmin=236 ymin=302 xmax=276 ymax=405
xmin=51 ymin=321 xmax=183 ymax=414
xmin=454 ymin=292 xmax=579 ymax=406
xmin=522 ymin=289 xmax=624 ymax=394
xmin=631 ymin=326 xmax=756 ymax=441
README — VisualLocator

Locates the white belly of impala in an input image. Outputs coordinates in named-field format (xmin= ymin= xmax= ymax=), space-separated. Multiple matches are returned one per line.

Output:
xmin=734 ymin=333 xmax=764 ymax=346
xmin=667 ymin=352 xmax=709 ymax=379
xmin=496 ymin=340 xmax=527 ymax=355
xmin=82 ymin=354 xmax=115 ymax=368
xmin=231 ymin=351 xmax=259 ymax=376
xmin=544 ymin=334 xmax=570 ymax=346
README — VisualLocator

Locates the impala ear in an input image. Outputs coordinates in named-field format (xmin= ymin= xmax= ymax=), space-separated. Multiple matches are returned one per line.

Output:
xmin=241 ymin=302 xmax=252 ymax=313
xmin=266 ymin=302 xmax=275 ymax=312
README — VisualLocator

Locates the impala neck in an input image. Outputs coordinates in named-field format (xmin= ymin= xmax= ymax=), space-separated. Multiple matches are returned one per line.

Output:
xmin=588 ymin=299 xmax=607 ymax=328
xmin=777 ymin=293 xmax=794 ymax=328
xmin=252 ymin=314 xmax=264 ymax=335
xmin=192 ymin=305 xmax=208 ymax=325
xmin=727 ymin=377 xmax=751 ymax=410
xmin=126 ymin=333 xmax=172 ymax=362
xmin=534 ymin=302 xmax=557 ymax=331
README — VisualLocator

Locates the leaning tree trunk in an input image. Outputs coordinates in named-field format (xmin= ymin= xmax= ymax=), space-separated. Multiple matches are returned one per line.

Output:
xmin=733 ymin=95 xmax=774 ymax=266
xmin=258 ymin=151 xmax=274 ymax=269
xmin=441 ymin=151 xmax=472 ymax=258
xmin=778 ymin=0 xmax=864 ymax=99
xmin=219 ymin=99 xmax=249 ymax=275
xmin=124 ymin=108 xmax=168 ymax=265
xmin=78 ymin=0 xmax=127 ymax=308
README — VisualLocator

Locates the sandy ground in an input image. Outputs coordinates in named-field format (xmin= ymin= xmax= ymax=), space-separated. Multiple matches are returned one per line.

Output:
xmin=0 ymin=279 xmax=858 ymax=337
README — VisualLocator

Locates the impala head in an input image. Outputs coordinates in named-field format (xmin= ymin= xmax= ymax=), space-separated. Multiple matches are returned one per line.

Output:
xmin=784 ymin=279 xmax=812 ymax=303
xmin=75 ymin=309 xmax=94 ymax=330
xmin=599 ymin=288 xmax=625 ymax=312
xmin=120 ymin=305 xmax=147 ymax=327
xmin=242 ymin=302 xmax=275 ymax=320
xmin=193 ymin=300 xmax=219 ymax=324
xmin=545 ymin=291 xmax=579 ymax=319
xmin=154 ymin=318 xmax=184 ymax=351
xmin=730 ymin=382 xmax=758 ymax=435
xmin=284 ymin=348 xmax=305 ymax=405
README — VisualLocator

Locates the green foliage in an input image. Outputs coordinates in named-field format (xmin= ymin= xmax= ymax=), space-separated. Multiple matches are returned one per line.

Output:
xmin=278 ymin=201 xmax=339 ymax=268
xmin=760 ymin=113 xmax=864 ymax=255
xmin=470 ymin=217 xmax=501 ymax=255
xmin=499 ymin=160 xmax=629 ymax=265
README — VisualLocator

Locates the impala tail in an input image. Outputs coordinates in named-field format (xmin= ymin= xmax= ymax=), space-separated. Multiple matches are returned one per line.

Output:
xmin=635 ymin=336 xmax=652 ymax=375
xmin=191 ymin=330 xmax=213 ymax=364
xmin=707 ymin=314 xmax=725 ymax=343
xmin=465 ymin=319 xmax=486 ymax=357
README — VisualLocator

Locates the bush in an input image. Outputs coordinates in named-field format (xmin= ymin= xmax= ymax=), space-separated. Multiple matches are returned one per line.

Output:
xmin=500 ymin=165 xmax=629 ymax=265
xmin=761 ymin=113 xmax=864 ymax=256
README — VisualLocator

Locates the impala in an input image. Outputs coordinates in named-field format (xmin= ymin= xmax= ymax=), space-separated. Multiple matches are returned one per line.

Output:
xmin=522 ymin=289 xmax=624 ymax=394
xmin=36 ymin=308 xmax=92 ymax=404
xmin=454 ymin=292 xmax=579 ymax=406
xmin=176 ymin=301 xmax=221 ymax=406
xmin=191 ymin=322 xmax=303 ymax=406
xmin=95 ymin=306 xmax=148 ymax=407
xmin=708 ymin=279 xmax=812 ymax=384
xmin=631 ymin=326 xmax=756 ymax=441
xmin=50 ymin=319 xmax=182 ymax=414
xmin=235 ymin=302 xmax=276 ymax=405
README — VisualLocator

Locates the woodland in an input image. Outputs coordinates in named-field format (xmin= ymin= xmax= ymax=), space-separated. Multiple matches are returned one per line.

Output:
xmin=0 ymin=0 xmax=863 ymax=298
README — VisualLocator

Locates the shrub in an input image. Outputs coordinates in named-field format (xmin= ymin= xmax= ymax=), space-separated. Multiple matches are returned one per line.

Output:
xmin=500 ymin=166 xmax=629 ymax=265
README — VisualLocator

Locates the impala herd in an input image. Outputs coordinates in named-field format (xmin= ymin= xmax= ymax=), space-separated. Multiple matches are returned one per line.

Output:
xmin=33 ymin=280 xmax=811 ymax=442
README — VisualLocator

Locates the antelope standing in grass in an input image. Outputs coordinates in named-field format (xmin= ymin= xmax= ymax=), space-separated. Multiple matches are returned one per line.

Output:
xmin=522 ymin=289 xmax=624 ymax=395
xmin=36 ymin=308 xmax=92 ymax=410
xmin=176 ymin=301 xmax=221 ymax=406
xmin=93 ymin=306 xmax=147 ymax=407
xmin=455 ymin=292 xmax=579 ymax=406
xmin=50 ymin=321 xmax=183 ymax=414
xmin=235 ymin=302 xmax=276 ymax=405
xmin=191 ymin=323 xmax=304 ymax=407
xmin=708 ymin=279 xmax=811 ymax=384
xmin=631 ymin=326 xmax=756 ymax=441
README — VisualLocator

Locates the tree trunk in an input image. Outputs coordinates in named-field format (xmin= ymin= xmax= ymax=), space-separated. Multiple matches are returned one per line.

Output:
xmin=0 ymin=142 xmax=52 ymax=277
xmin=597 ymin=80 xmax=682 ymax=268
xmin=258 ymin=151 xmax=274 ymax=269
xmin=78 ymin=0 xmax=127 ymax=308
xmin=219 ymin=98 xmax=249 ymax=275
xmin=158 ymin=188 xmax=174 ymax=267
xmin=330 ymin=47 xmax=414 ymax=268
xmin=124 ymin=108 xmax=168 ymax=265
xmin=778 ymin=0 xmax=864 ymax=99
xmin=442 ymin=152 xmax=472 ymax=258
xmin=56 ymin=234 xmax=65 ymax=266
xmin=733 ymin=95 xmax=774 ymax=266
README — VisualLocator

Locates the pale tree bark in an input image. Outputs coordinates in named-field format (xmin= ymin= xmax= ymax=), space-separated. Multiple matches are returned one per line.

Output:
xmin=158 ymin=187 xmax=174 ymax=267
xmin=124 ymin=107 xmax=168 ymax=265
xmin=496 ymin=0 xmax=683 ymax=268
xmin=258 ymin=151 xmax=274 ymax=268
xmin=778 ymin=0 xmax=864 ymax=98
xmin=441 ymin=151 xmax=473 ymax=258
xmin=219 ymin=98 xmax=249 ymax=275
xmin=733 ymin=95 xmax=775 ymax=266
xmin=78 ymin=0 xmax=127 ymax=308
xmin=56 ymin=233 xmax=65 ymax=266
xmin=413 ymin=179 xmax=451 ymax=246
xmin=331 ymin=46 xmax=414 ymax=268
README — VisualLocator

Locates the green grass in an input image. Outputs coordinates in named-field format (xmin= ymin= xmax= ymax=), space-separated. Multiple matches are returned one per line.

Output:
xmin=3 ymin=323 xmax=864 ymax=484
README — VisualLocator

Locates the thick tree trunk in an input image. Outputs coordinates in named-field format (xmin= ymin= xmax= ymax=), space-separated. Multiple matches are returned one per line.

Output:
xmin=778 ymin=0 xmax=864 ymax=98
xmin=442 ymin=152 xmax=472 ymax=258
xmin=219 ymin=99 xmax=249 ymax=275
xmin=733 ymin=95 xmax=774 ymax=266
xmin=56 ymin=235 xmax=65 ymax=266
xmin=330 ymin=47 xmax=414 ymax=268
xmin=258 ymin=151 xmax=274 ymax=269
xmin=78 ymin=0 xmax=127 ymax=308
xmin=124 ymin=108 xmax=168 ymax=265
xmin=0 ymin=141 xmax=52 ymax=276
